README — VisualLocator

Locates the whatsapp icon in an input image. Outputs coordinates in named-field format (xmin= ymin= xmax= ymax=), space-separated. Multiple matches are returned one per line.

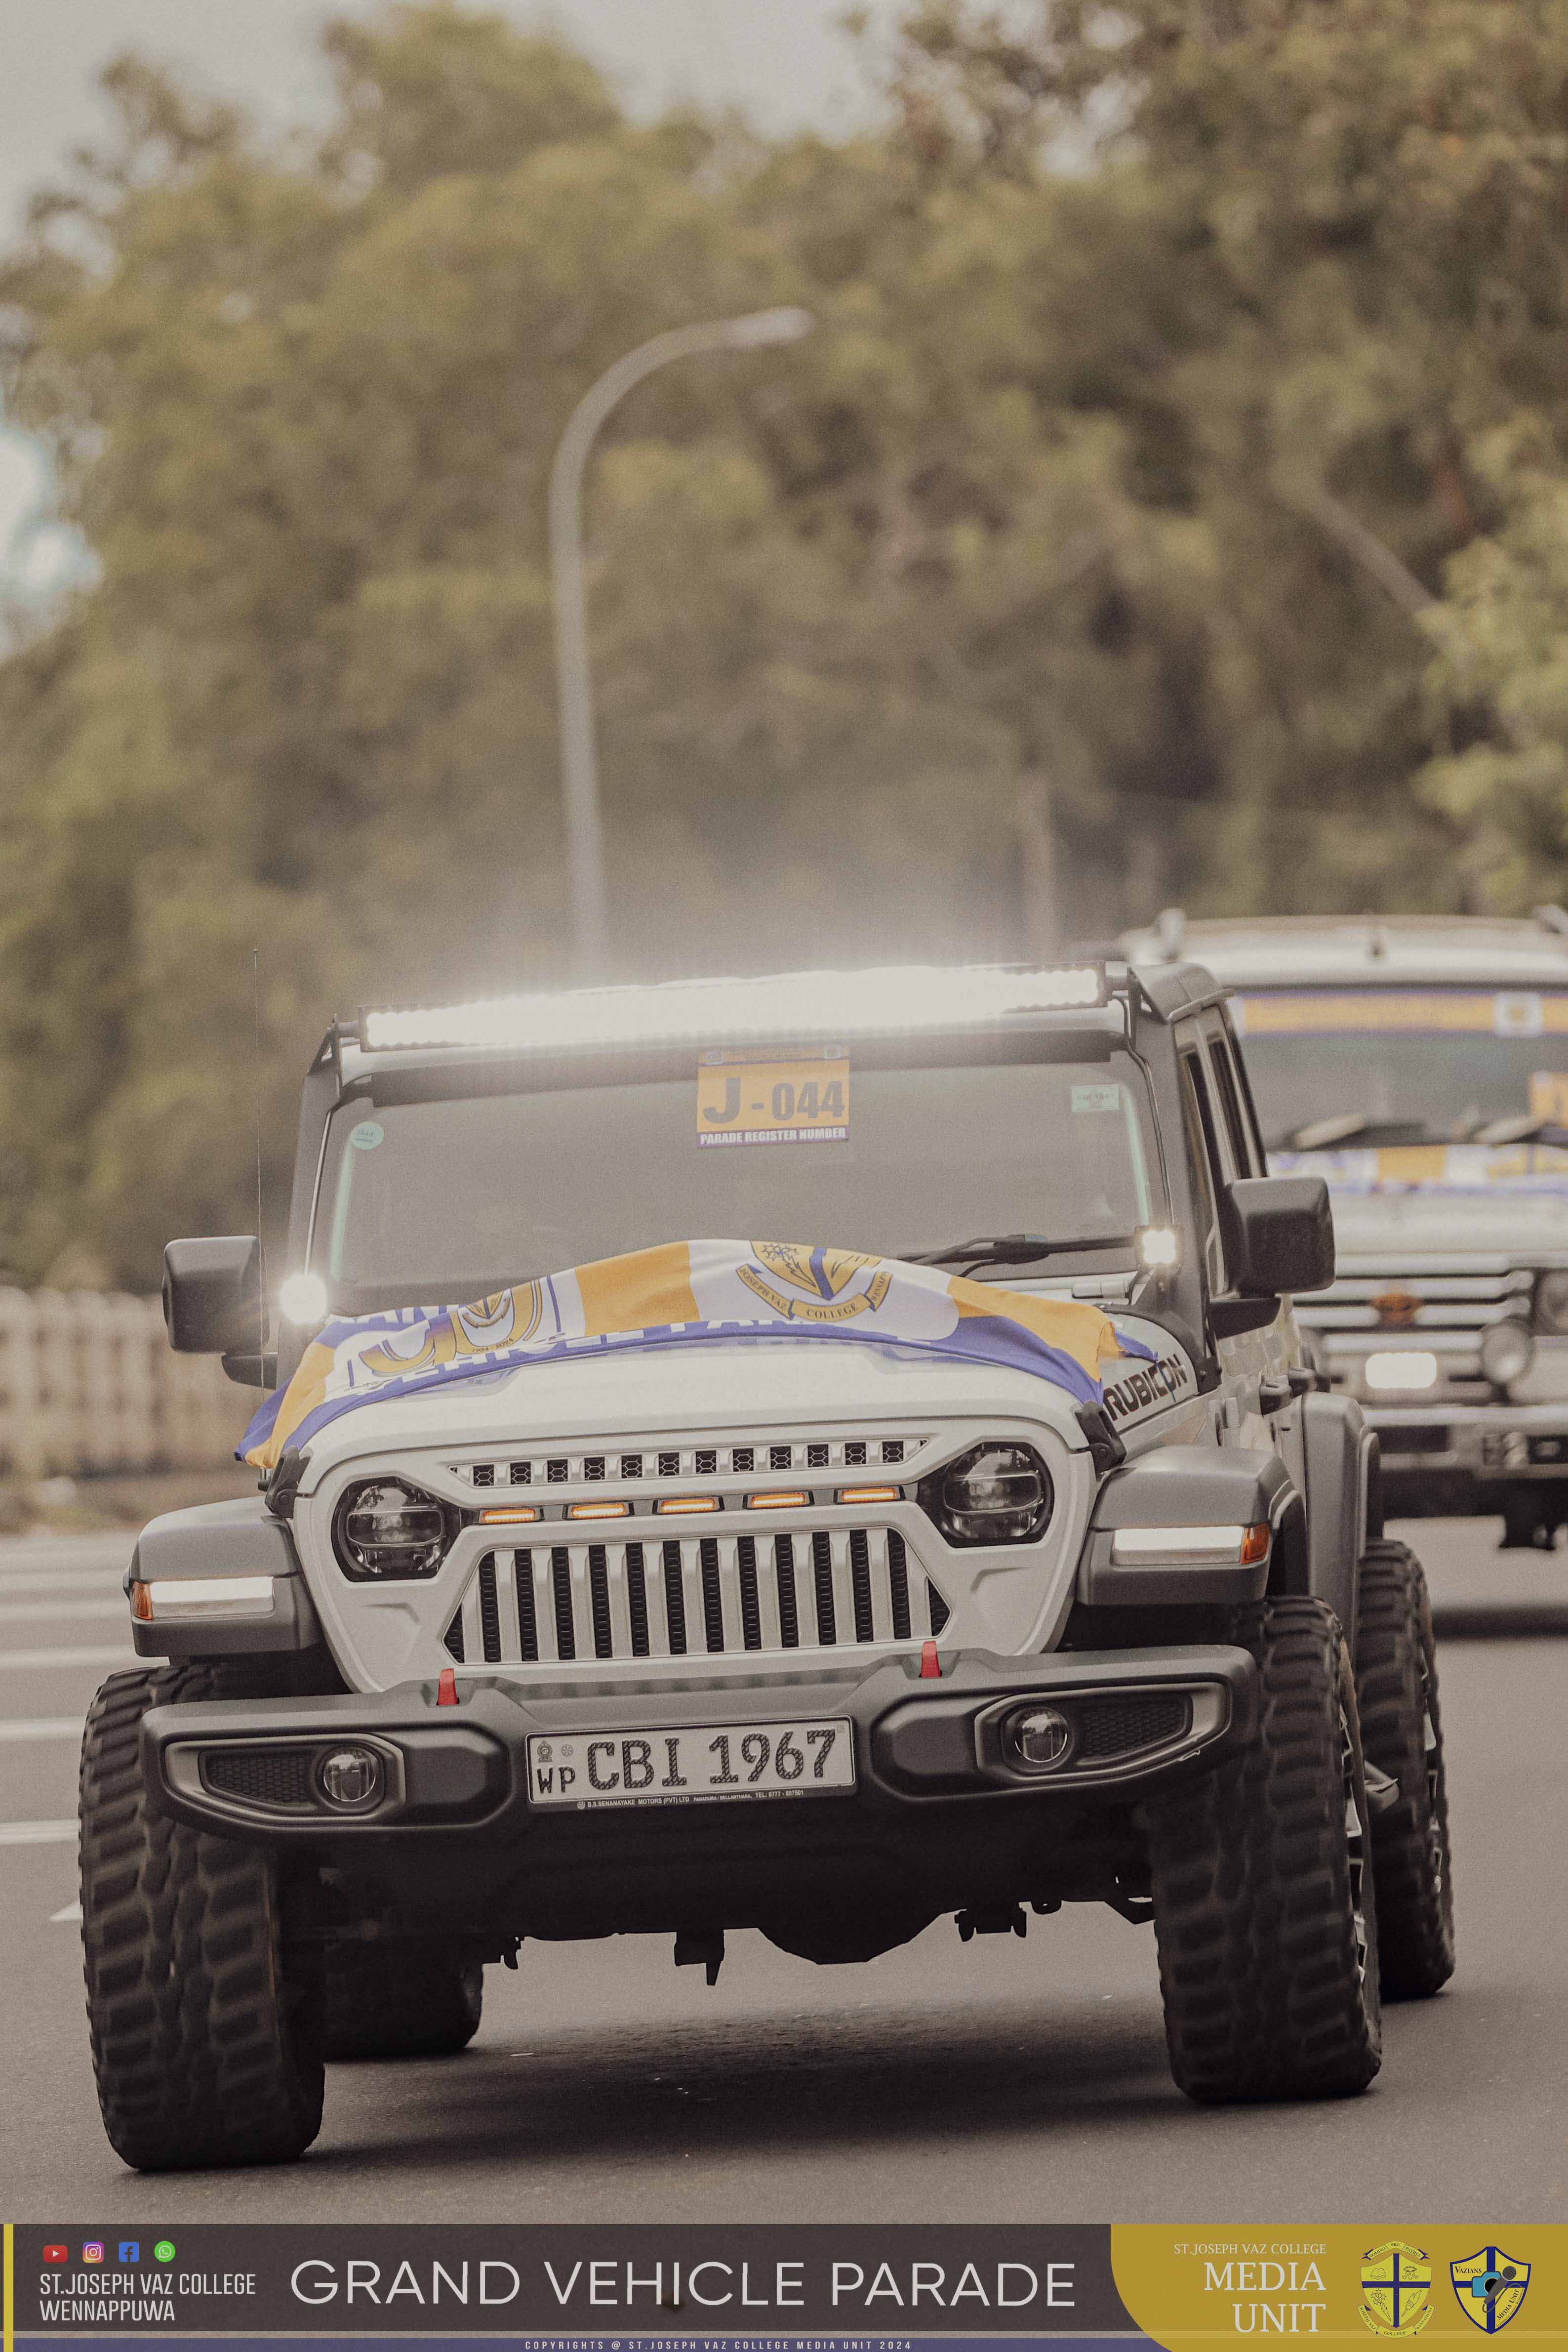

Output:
xmin=153 ymin=2241 xmax=175 ymax=2263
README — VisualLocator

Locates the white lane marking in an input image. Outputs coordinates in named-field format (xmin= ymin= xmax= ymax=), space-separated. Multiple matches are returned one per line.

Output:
xmin=0 ymin=1570 xmax=131 ymax=1594
xmin=0 ymin=1647 xmax=136 ymax=1670
xmin=52 ymin=1899 xmax=82 ymax=1923
xmin=0 ymin=1598 xmax=128 ymax=1623
xmin=0 ymin=1717 xmax=82 ymax=1742
xmin=0 ymin=1819 xmax=77 ymax=1845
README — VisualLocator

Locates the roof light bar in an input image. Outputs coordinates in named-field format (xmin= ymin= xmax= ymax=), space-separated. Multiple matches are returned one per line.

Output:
xmin=360 ymin=964 xmax=1105 ymax=1056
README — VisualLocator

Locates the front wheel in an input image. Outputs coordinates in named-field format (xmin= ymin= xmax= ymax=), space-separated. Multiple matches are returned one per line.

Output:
xmin=1148 ymin=1597 xmax=1382 ymax=2103
xmin=322 ymin=1942 xmax=484 ymax=2060
xmin=80 ymin=1666 xmax=325 ymax=2170
xmin=1355 ymin=1539 xmax=1455 ymax=2000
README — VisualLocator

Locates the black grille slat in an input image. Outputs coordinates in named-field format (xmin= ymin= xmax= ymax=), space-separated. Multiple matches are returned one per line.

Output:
xmin=844 ymin=1441 xmax=866 ymax=1466
xmin=202 ymin=1747 xmax=315 ymax=1807
xmin=774 ymin=1534 xmax=799 ymax=1646
xmin=1075 ymin=1694 xmax=1189 ymax=1759
xmin=887 ymin=1530 xmax=911 ymax=1639
xmin=883 ymin=1440 xmax=905 ymax=1464
xmin=662 ymin=1540 xmax=687 ymax=1654
xmin=547 ymin=1459 xmax=568 ymax=1484
xmin=509 ymin=1460 xmax=531 ymax=1485
xmin=626 ymin=1542 xmax=650 ymax=1655
xmin=700 ymin=1536 xmax=725 ymax=1652
xmin=585 ymin=1456 xmax=605 ymax=1482
xmin=471 ymin=1462 xmax=494 ymax=1488
xmin=732 ymin=1446 xmax=754 ymax=1472
xmin=620 ymin=1452 xmax=643 ymax=1479
xmin=659 ymin=1450 xmax=680 ymax=1477
xmin=589 ymin=1544 xmax=613 ymax=1657
xmin=927 ymin=1580 xmax=950 ymax=1634
xmin=514 ymin=1551 xmax=538 ymax=1661
xmin=849 ymin=1527 xmax=875 ymax=1642
xmin=770 ymin=1444 xmax=792 ymax=1470
xmin=812 ymin=1529 xmax=837 ymax=1644
xmin=443 ymin=1610 xmax=465 ymax=1662
xmin=695 ymin=1448 xmax=718 ymax=1476
xmin=807 ymin=1442 xmax=829 ymax=1468
xmin=551 ymin=1547 xmax=576 ymax=1659
xmin=737 ymin=1535 xmax=762 ymax=1649
xmin=478 ymin=1554 xmax=502 ymax=1663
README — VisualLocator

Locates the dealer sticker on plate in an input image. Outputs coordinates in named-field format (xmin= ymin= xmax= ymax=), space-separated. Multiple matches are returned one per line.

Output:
xmin=526 ymin=1719 xmax=856 ymax=1810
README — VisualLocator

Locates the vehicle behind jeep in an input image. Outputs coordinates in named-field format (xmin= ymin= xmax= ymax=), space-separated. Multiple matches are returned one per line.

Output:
xmin=1127 ymin=909 xmax=1568 ymax=1548
xmin=80 ymin=961 xmax=1454 ymax=2170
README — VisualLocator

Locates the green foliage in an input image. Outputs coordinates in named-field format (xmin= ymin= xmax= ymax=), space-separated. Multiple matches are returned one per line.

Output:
xmin=1 ymin=0 xmax=1567 ymax=1283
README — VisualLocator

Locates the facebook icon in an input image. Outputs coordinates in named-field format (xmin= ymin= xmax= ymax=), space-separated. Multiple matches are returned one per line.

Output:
xmin=119 ymin=2243 xmax=139 ymax=2263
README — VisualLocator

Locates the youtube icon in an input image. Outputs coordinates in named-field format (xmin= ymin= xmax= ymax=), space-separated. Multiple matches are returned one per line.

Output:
xmin=41 ymin=2246 xmax=67 ymax=2266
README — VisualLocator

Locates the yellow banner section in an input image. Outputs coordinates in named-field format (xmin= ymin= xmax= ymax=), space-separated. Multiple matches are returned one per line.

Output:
xmin=1112 ymin=2225 xmax=1565 ymax=2351
xmin=1235 ymin=992 xmax=1568 ymax=1037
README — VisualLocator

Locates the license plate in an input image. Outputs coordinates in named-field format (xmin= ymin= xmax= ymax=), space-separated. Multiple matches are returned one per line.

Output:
xmin=526 ymin=1719 xmax=856 ymax=1810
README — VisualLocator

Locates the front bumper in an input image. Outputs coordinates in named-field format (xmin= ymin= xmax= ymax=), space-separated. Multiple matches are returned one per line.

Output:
xmin=140 ymin=1646 xmax=1258 ymax=1932
xmin=1369 ymin=1400 xmax=1568 ymax=1503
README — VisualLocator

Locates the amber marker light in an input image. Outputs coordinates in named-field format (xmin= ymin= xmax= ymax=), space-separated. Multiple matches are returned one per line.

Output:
xmin=566 ymin=1499 xmax=632 ymax=1521
xmin=478 ymin=1505 xmax=541 ymax=1526
xmin=655 ymin=1495 xmax=722 ymax=1515
xmin=745 ymin=1489 xmax=810 ymax=1511
xmin=837 ymin=1483 xmax=900 ymax=1506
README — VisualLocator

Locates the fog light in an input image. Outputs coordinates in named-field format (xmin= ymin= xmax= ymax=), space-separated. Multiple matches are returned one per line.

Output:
xmin=316 ymin=1746 xmax=384 ymax=1811
xmin=1480 ymin=1320 xmax=1535 ymax=1388
xmin=1007 ymin=1706 xmax=1074 ymax=1772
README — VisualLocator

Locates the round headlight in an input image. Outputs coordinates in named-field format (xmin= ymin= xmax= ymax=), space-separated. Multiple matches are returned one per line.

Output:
xmin=334 ymin=1479 xmax=453 ymax=1579
xmin=1536 ymin=1271 xmax=1568 ymax=1334
xmin=1480 ymin=1320 xmax=1535 ymax=1389
xmin=923 ymin=1442 xmax=1052 ymax=1546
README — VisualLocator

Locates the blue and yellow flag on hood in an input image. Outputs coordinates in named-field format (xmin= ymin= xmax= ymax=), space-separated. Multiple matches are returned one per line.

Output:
xmin=241 ymin=1239 xmax=1150 ymax=1470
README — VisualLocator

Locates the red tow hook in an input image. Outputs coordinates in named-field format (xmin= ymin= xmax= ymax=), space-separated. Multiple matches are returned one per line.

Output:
xmin=436 ymin=1666 xmax=459 ymax=1707
xmin=920 ymin=1640 xmax=942 ymax=1679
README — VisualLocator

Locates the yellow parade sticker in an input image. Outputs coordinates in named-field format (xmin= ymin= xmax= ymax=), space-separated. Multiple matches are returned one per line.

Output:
xmin=696 ymin=1049 xmax=850 ymax=1149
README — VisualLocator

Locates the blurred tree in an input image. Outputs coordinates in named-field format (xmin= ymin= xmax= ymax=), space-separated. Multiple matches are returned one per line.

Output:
xmin=3 ymin=0 xmax=1568 ymax=1285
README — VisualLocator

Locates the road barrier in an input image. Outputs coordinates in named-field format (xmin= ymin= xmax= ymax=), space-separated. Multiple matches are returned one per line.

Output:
xmin=0 ymin=1290 xmax=250 ymax=1477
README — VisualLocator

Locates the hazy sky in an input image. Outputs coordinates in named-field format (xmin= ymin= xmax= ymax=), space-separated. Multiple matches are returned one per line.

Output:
xmin=0 ymin=0 xmax=903 ymax=604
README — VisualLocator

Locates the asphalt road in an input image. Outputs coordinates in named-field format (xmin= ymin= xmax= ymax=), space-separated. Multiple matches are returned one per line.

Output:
xmin=1 ymin=1519 xmax=1563 ymax=2221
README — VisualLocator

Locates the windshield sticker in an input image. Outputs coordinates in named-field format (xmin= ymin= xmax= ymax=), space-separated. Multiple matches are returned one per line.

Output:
xmin=1235 ymin=990 xmax=1568 ymax=1037
xmin=696 ymin=1049 xmax=849 ymax=1150
xmin=1072 ymin=1083 xmax=1122 ymax=1114
xmin=349 ymin=1120 xmax=385 ymax=1151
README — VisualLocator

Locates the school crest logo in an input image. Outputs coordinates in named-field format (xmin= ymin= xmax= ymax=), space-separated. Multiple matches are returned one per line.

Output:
xmin=1450 ymin=2249 xmax=1530 ymax=2333
xmin=1360 ymin=2244 xmax=1432 ymax=2337
xmin=738 ymin=1242 xmax=892 ymax=1324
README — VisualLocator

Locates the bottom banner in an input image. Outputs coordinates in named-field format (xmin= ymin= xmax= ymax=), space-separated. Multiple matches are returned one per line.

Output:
xmin=2 ymin=2225 xmax=1561 ymax=2351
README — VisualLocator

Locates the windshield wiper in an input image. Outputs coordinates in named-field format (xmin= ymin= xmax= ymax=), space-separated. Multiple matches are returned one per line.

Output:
xmin=907 ymin=1233 xmax=1115 ymax=1272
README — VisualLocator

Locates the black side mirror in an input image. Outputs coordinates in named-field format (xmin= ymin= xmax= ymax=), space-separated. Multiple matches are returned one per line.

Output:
xmin=163 ymin=1236 xmax=264 ymax=1355
xmin=1221 ymin=1176 xmax=1335 ymax=1299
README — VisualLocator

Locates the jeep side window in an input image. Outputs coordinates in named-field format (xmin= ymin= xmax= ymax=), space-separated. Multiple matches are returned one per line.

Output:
xmin=1206 ymin=1022 xmax=1262 ymax=1178
xmin=1179 ymin=1046 xmax=1228 ymax=1295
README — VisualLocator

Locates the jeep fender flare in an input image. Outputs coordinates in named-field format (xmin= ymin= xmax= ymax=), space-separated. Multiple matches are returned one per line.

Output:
xmin=1297 ymin=1391 xmax=1379 ymax=1653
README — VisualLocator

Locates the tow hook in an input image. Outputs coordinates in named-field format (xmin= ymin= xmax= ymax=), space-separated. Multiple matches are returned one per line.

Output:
xmin=674 ymin=1928 xmax=724 ymax=1985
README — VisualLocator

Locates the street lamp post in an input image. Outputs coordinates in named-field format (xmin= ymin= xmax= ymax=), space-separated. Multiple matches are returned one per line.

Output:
xmin=547 ymin=306 xmax=816 ymax=977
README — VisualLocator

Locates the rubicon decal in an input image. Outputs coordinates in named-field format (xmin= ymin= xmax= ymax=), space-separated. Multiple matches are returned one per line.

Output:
xmin=1102 ymin=1349 xmax=1195 ymax=1425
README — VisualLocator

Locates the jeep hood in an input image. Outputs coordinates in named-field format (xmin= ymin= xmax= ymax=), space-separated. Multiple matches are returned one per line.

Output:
xmin=1280 ymin=1146 xmax=1568 ymax=1258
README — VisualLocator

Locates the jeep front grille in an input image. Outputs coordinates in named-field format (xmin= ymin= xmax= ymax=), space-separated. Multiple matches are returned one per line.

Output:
xmin=451 ymin=1435 xmax=918 ymax=1490
xmin=440 ymin=1527 xmax=942 ymax=1667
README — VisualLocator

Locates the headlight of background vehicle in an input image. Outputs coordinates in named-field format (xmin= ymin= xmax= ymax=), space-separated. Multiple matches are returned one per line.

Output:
xmin=1534 ymin=1270 xmax=1568 ymax=1335
xmin=1479 ymin=1320 xmax=1534 ymax=1389
xmin=921 ymin=1441 xmax=1052 ymax=1545
xmin=333 ymin=1478 xmax=456 ymax=1579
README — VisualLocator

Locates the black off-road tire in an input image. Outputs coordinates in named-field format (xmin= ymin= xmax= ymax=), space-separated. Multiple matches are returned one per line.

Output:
xmin=322 ymin=1942 xmax=484 ymax=2061
xmin=1148 ymin=1596 xmax=1382 ymax=2103
xmin=80 ymin=1664 xmax=325 ymax=2171
xmin=1354 ymin=1539 xmax=1455 ymax=2001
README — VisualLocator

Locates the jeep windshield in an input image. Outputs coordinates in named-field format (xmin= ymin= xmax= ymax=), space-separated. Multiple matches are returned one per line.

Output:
xmin=312 ymin=1045 xmax=1162 ymax=1314
xmin=1236 ymin=988 xmax=1568 ymax=1154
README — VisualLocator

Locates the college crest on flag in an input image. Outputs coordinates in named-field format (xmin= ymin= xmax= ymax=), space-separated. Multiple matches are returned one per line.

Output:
xmin=1450 ymin=2249 xmax=1530 ymax=2333
xmin=1360 ymin=2244 xmax=1432 ymax=2337
xmin=241 ymin=1238 xmax=1152 ymax=1470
